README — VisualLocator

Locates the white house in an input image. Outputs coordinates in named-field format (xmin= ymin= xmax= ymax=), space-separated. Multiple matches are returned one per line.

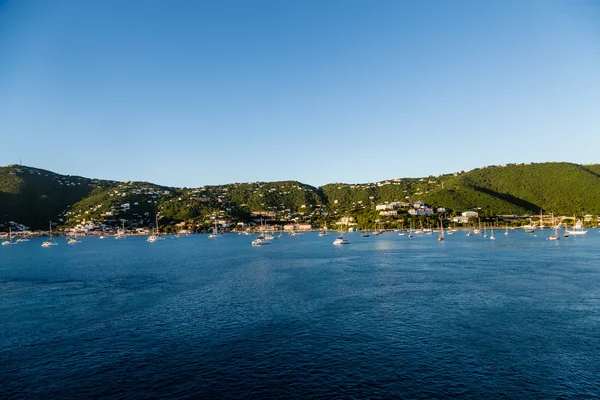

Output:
xmin=379 ymin=210 xmax=398 ymax=216
xmin=452 ymin=216 xmax=470 ymax=224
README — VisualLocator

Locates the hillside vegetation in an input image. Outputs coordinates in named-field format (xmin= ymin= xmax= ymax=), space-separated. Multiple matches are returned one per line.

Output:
xmin=1 ymin=162 xmax=599 ymax=230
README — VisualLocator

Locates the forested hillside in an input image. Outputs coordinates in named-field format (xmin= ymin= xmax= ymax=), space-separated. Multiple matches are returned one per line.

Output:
xmin=1 ymin=162 xmax=599 ymax=230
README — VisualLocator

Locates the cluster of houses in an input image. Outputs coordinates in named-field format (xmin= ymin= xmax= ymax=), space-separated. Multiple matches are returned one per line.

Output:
xmin=375 ymin=201 xmax=446 ymax=216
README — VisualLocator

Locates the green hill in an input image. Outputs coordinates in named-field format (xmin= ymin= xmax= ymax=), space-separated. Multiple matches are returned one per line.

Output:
xmin=1 ymin=162 xmax=599 ymax=230
xmin=0 ymin=165 xmax=116 ymax=229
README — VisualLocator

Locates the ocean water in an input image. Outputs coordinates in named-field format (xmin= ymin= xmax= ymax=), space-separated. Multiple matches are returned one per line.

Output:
xmin=1 ymin=231 xmax=599 ymax=399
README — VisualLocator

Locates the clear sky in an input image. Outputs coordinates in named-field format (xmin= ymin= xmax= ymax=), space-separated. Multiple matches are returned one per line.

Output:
xmin=1 ymin=0 xmax=599 ymax=187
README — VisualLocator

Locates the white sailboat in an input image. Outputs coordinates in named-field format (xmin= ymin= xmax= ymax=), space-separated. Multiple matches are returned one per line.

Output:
xmin=566 ymin=218 xmax=587 ymax=235
xmin=333 ymin=221 xmax=350 ymax=245
xmin=318 ymin=223 xmax=330 ymax=237
xmin=115 ymin=222 xmax=127 ymax=240
xmin=490 ymin=226 xmax=495 ymax=240
xmin=438 ymin=219 xmax=444 ymax=241
xmin=473 ymin=218 xmax=481 ymax=235
xmin=147 ymin=214 xmax=162 ymax=242
xmin=548 ymin=214 xmax=559 ymax=240
xmin=41 ymin=222 xmax=58 ymax=247
xmin=208 ymin=221 xmax=219 ymax=238
xmin=333 ymin=231 xmax=349 ymax=245
xmin=1 ymin=227 xmax=18 ymax=246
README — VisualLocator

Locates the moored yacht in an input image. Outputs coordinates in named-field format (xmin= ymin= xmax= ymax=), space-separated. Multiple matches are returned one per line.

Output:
xmin=1 ymin=227 xmax=18 ymax=246
xmin=566 ymin=219 xmax=587 ymax=235
xmin=41 ymin=222 xmax=58 ymax=248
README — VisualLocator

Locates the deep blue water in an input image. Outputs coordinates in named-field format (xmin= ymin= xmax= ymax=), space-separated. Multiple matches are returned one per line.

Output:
xmin=1 ymin=230 xmax=599 ymax=399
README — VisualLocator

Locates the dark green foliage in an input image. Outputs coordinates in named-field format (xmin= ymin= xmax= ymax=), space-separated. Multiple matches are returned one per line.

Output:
xmin=1 ymin=162 xmax=599 ymax=230
xmin=0 ymin=165 xmax=116 ymax=229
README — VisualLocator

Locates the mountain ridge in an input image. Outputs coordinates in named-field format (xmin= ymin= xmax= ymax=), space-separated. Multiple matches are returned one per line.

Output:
xmin=1 ymin=162 xmax=599 ymax=230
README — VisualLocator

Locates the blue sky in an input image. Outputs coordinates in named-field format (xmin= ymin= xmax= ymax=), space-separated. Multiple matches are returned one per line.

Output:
xmin=1 ymin=0 xmax=599 ymax=187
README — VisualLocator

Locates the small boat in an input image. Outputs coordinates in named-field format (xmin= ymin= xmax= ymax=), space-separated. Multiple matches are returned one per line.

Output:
xmin=361 ymin=230 xmax=370 ymax=237
xmin=41 ymin=222 xmax=58 ymax=248
xmin=1 ymin=227 xmax=18 ymax=246
xmin=208 ymin=221 xmax=220 ymax=238
xmin=252 ymin=234 xmax=271 ymax=246
xmin=548 ymin=214 xmax=559 ymax=240
xmin=490 ymin=226 xmax=495 ymax=240
xmin=438 ymin=219 xmax=444 ymax=241
xmin=318 ymin=224 xmax=330 ymax=237
xmin=147 ymin=214 xmax=163 ymax=242
xmin=333 ymin=235 xmax=350 ymax=245
xmin=333 ymin=229 xmax=349 ymax=245
xmin=114 ymin=222 xmax=127 ymax=240
xmin=68 ymin=237 xmax=82 ymax=245
xmin=563 ymin=221 xmax=570 ymax=238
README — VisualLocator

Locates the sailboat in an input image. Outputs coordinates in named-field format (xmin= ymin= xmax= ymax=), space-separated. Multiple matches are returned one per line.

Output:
xmin=208 ymin=221 xmax=220 ymax=238
xmin=41 ymin=222 xmax=58 ymax=247
xmin=504 ymin=224 xmax=509 ymax=236
xmin=333 ymin=221 xmax=350 ymax=245
xmin=438 ymin=219 xmax=444 ymax=241
xmin=318 ymin=223 xmax=330 ymax=237
xmin=372 ymin=221 xmax=382 ymax=236
xmin=114 ymin=222 xmax=127 ymax=239
xmin=473 ymin=218 xmax=481 ymax=235
xmin=252 ymin=219 xmax=271 ymax=246
xmin=1 ymin=227 xmax=18 ymax=246
xmin=16 ymin=233 xmax=29 ymax=243
xmin=333 ymin=231 xmax=349 ymax=245
xmin=490 ymin=226 xmax=495 ymax=240
xmin=566 ymin=218 xmax=587 ymax=235
xmin=147 ymin=214 xmax=162 ymax=242
xmin=68 ymin=233 xmax=82 ymax=244
xmin=548 ymin=214 xmax=559 ymax=240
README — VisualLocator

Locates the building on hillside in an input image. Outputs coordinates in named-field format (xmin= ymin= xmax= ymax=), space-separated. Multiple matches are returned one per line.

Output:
xmin=250 ymin=211 xmax=276 ymax=217
xmin=408 ymin=208 xmax=434 ymax=216
xmin=452 ymin=216 xmax=470 ymax=224
xmin=339 ymin=216 xmax=354 ymax=224
xmin=461 ymin=211 xmax=479 ymax=218
xmin=379 ymin=210 xmax=398 ymax=216
xmin=336 ymin=216 xmax=356 ymax=226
